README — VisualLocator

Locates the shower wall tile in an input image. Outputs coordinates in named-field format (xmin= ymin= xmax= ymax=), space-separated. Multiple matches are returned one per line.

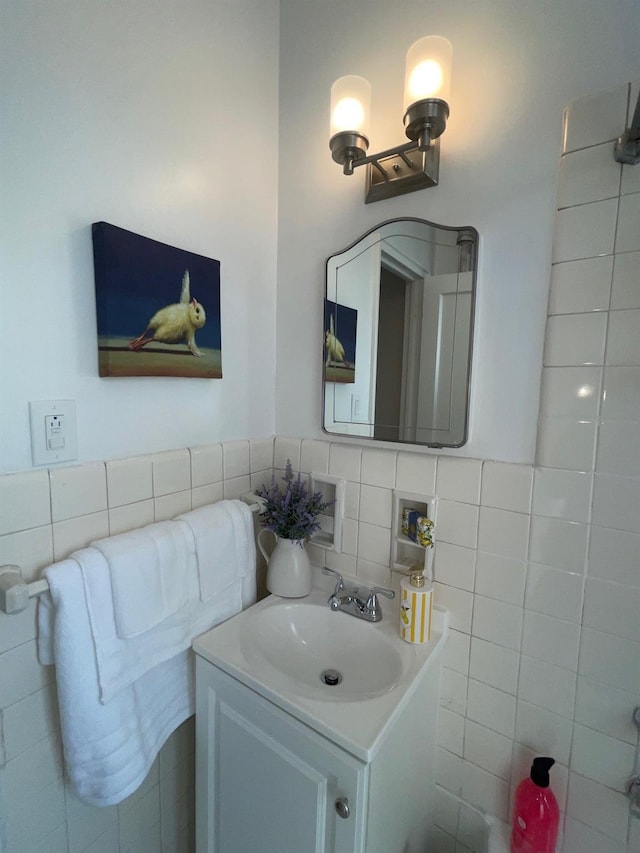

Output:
xmin=552 ymin=198 xmax=618 ymax=263
xmin=528 ymin=515 xmax=588 ymax=573
xmin=596 ymin=419 xmax=640 ymax=475
xmin=441 ymin=628 xmax=470 ymax=675
xmin=605 ymin=307 xmax=640 ymax=364
xmin=471 ymin=594 xmax=522 ymax=651
xmin=611 ymin=250 xmax=640 ymax=308
xmin=469 ymin=637 xmax=519 ymax=695
xmin=433 ymin=541 xmax=476 ymax=591
xmin=536 ymin=416 xmax=596 ymax=470
xmin=544 ymin=312 xmax=607 ymax=366
xmin=466 ymin=679 xmax=516 ymax=738
xmin=517 ymin=655 xmax=577 ymax=719
xmin=571 ymin=724 xmax=635 ymax=790
xmin=614 ymin=190 xmax=640 ymax=252
xmin=578 ymin=627 xmax=640 ymax=692
xmin=538 ymin=366 xmax=601 ymax=418
xmin=548 ymin=255 xmax=613 ymax=314
xmin=562 ymin=84 xmax=628 ymax=153
xmin=532 ymin=467 xmax=592 ymax=522
xmin=477 ymin=507 xmax=529 ymax=561
xmin=592 ymin=473 xmax=640 ymax=533
xmin=556 ymin=143 xmax=621 ymax=208
xmin=515 ymin=699 xmax=573 ymax=764
xmin=524 ymin=563 xmax=584 ymax=622
xmin=437 ymin=499 xmax=479 ymax=549
xmin=474 ymin=552 xmax=527 ymax=606
xmin=582 ymin=577 xmax=640 ymax=640
xmin=480 ymin=461 xmax=533 ymax=515
xmin=574 ymin=676 xmax=640 ymax=744
xmin=602 ymin=365 xmax=640 ymax=419
xmin=463 ymin=719 xmax=513 ymax=779
xmin=588 ymin=524 xmax=640 ymax=588
xmin=566 ymin=773 xmax=630 ymax=843
xmin=522 ymin=611 xmax=580 ymax=671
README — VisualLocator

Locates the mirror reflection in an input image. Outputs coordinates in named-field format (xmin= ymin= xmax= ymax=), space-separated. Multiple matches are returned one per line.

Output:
xmin=323 ymin=218 xmax=477 ymax=447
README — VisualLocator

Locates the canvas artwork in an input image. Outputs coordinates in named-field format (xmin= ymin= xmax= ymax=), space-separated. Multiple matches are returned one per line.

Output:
xmin=324 ymin=299 xmax=356 ymax=384
xmin=92 ymin=222 xmax=222 ymax=378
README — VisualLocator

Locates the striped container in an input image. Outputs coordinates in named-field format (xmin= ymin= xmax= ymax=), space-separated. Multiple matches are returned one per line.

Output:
xmin=399 ymin=574 xmax=433 ymax=644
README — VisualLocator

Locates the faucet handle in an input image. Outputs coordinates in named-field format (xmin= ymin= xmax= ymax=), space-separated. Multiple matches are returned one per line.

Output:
xmin=365 ymin=586 xmax=395 ymax=618
xmin=368 ymin=586 xmax=395 ymax=601
xmin=322 ymin=566 xmax=345 ymax=594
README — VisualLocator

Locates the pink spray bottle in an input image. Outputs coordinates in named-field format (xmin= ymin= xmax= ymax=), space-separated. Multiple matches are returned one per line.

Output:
xmin=510 ymin=756 xmax=559 ymax=853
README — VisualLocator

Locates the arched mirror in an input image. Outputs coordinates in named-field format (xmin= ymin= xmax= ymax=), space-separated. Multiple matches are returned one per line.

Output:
xmin=323 ymin=218 xmax=477 ymax=447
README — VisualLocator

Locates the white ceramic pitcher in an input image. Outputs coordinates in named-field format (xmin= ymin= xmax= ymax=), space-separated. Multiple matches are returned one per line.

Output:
xmin=257 ymin=530 xmax=312 ymax=597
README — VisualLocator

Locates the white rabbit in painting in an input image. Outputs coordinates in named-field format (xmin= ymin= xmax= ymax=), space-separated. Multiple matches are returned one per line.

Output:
xmin=129 ymin=270 xmax=206 ymax=357
xmin=324 ymin=314 xmax=352 ymax=369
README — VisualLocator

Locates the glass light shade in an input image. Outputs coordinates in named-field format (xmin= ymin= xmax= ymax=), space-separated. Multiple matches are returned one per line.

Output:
xmin=403 ymin=36 xmax=452 ymax=112
xmin=330 ymin=75 xmax=371 ymax=139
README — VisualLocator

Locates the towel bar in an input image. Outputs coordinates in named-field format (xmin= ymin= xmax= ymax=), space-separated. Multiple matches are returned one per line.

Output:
xmin=0 ymin=493 xmax=266 ymax=615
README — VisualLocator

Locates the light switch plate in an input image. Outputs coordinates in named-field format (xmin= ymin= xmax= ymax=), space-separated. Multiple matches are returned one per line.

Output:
xmin=29 ymin=400 xmax=77 ymax=466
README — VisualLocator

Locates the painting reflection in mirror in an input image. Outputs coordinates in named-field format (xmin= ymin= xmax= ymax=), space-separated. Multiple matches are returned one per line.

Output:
xmin=322 ymin=218 xmax=477 ymax=448
xmin=324 ymin=300 xmax=357 ymax=384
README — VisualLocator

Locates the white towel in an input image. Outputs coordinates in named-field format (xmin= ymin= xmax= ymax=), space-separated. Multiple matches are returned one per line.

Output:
xmin=92 ymin=521 xmax=190 ymax=638
xmin=35 ymin=500 xmax=257 ymax=804
xmin=177 ymin=499 xmax=255 ymax=602
xmin=38 ymin=559 xmax=194 ymax=807
xmin=74 ymin=544 xmax=241 ymax=704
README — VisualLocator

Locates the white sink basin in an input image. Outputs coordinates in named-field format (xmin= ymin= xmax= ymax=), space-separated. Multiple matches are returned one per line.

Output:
xmin=240 ymin=600 xmax=403 ymax=700
xmin=193 ymin=582 xmax=448 ymax=761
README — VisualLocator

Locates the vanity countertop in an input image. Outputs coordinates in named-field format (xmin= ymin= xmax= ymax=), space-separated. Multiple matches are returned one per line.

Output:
xmin=193 ymin=584 xmax=448 ymax=762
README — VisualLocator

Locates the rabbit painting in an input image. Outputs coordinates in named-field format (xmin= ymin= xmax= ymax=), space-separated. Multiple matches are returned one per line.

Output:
xmin=128 ymin=270 xmax=206 ymax=356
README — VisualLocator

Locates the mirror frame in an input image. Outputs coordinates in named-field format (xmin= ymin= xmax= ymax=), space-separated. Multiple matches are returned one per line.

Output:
xmin=322 ymin=217 xmax=478 ymax=448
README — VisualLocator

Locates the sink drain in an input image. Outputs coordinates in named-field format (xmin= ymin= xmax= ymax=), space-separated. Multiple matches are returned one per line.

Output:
xmin=320 ymin=668 xmax=343 ymax=686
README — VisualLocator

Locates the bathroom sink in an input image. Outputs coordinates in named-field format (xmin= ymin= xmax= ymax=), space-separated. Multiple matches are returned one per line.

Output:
xmin=240 ymin=599 xmax=403 ymax=700
xmin=193 ymin=582 xmax=448 ymax=761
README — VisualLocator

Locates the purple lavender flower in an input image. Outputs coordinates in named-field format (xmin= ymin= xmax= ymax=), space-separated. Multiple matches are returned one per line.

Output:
xmin=256 ymin=460 xmax=334 ymax=543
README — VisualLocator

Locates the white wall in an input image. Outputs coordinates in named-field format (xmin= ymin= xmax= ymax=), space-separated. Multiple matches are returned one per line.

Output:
xmin=0 ymin=0 xmax=280 ymax=475
xmin=276 ymin=0 xmax=640 ymax=463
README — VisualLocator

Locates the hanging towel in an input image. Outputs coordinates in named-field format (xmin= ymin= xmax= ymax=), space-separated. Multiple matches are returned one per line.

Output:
xmin=36 ymin=499 xmax=257 ymax=804
xmin=38 ymin=559 xmax=194 ymax=807
xmin=92 ymin=520 xmax=190 ymax=638
xmin=177 ymin=499 xmax=255 ymax=602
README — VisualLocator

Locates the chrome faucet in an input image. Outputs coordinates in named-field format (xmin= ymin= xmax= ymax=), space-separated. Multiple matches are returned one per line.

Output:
xmin=322 ymin=567 xmax=395 ymax=623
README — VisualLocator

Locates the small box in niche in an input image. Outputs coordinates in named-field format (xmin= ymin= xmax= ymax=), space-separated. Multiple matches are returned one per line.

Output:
xmin=402 ymin=508 xmax=434 ymax=548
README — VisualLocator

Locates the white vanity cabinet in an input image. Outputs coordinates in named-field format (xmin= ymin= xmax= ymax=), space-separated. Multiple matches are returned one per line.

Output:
xmin=193 ymin=586 xmax=447 ymax=853
xmin=195 ymin=658 xmax=367 ymax=853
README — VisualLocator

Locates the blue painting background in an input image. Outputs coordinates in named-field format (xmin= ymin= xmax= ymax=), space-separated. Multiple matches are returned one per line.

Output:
xmin=92 ymin=222 xmax=221 ymax=349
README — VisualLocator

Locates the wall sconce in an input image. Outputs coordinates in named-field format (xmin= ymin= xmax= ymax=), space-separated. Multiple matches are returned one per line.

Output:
xmin=329 ymin=36 xmax=452 ymax=203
